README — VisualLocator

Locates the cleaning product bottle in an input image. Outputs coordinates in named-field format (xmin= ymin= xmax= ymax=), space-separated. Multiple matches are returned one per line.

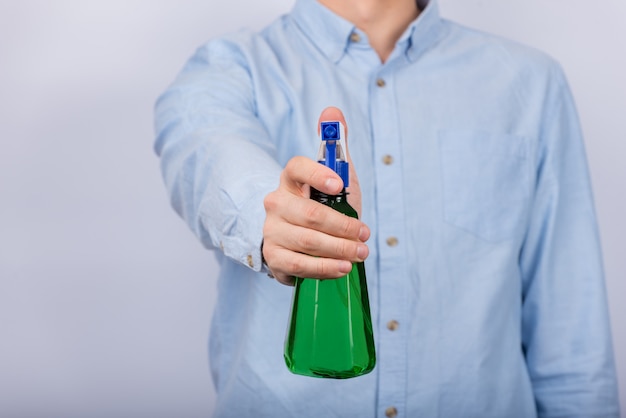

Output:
xmin=284 ymin=121 xmax=376 ymax=379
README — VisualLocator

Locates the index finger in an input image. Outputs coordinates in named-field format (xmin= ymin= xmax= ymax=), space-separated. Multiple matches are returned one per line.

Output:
xmin=280 ymin=156 xmax=344 ymax=196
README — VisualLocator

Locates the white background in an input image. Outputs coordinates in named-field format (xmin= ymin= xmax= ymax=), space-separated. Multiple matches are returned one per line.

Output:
xmin=0 ymin=1 xmax=623 ymax=416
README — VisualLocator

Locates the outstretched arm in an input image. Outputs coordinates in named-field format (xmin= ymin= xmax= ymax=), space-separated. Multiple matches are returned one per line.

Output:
xmin=155 ymin=42 xmax=369 ymax=281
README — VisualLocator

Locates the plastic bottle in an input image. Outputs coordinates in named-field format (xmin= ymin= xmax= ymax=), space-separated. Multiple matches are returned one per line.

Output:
xmin=284 ymin=121 xmax=376 ymax=379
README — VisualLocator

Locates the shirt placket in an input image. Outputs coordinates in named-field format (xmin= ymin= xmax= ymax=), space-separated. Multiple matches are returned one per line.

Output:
xmin=370 ymin=67 xmax=409 ymax=418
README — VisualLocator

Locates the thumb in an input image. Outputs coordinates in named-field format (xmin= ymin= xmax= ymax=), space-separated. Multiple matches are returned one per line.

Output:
xmin=317 ymin=106 xmax=362 ymax=216
xmin=318 ymin=106 xmax=350 ymax=164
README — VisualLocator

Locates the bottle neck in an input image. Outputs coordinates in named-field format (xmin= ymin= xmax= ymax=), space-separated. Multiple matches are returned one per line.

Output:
xmin=310 ymin=187 xmax=348 ymax=205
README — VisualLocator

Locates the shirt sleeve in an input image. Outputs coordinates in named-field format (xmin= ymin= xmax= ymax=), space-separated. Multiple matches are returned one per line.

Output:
xmin=519 ymin=66 xmax=620 ymax=417
xmin=154 ymin=37 xmax=281 ymax=272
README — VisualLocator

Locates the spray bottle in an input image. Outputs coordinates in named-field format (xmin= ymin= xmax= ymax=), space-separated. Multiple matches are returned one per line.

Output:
xmin=284 ymin=121 xmax=376 ymax=379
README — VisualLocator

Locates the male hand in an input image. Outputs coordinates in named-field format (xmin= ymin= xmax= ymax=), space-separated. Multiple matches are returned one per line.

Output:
xmin=262 ymin=107 xmax=369 ymax=286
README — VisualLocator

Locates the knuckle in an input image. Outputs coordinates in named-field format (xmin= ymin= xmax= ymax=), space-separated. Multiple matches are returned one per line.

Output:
xmin=318 ymin=259 xmax=332 ymax=277
xmin=339 ymin=217 xmax=356 ymax=237
xmin=315 ymin=258 xmax=327 ymax=277
xmin=303 ymin=202 xmax=324 ymax=226
xmin=316 ymin=258 xmax=339 ymax=279
xmin=335 ymin=239 xmax=352 ymax=259
xmin=263 ymin=191 xmax=278 ymax=212
xmin=296 ymin=231 xmax=317 ymax=252
xmin=286 ymin=257 xmax=305 ymax=277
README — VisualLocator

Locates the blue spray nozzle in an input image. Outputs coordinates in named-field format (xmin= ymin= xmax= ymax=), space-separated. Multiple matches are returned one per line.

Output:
xmin=321 ymin=122 xmax=340 ymax=141
xmin=318 ymin=121 xmax=349 ymax=188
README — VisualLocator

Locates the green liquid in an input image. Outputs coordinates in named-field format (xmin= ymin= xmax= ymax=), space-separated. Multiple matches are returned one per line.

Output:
xmin=284 ymin=190 xmax=376 ymax=379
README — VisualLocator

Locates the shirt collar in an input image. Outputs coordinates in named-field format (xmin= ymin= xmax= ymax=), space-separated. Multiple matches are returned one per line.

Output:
xmin=405 ymin=0 xmax=445 ymax=62
xmin=290 ymin=0 xmax=444 ymax=64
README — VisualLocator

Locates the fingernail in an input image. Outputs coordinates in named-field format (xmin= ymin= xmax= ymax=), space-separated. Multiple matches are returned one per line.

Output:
xmin=358 ymin=226 xmax=369 ymax=242
xmin=339 ymin=260 xmax=353 ymax=273
xmin=325 ymin=177 xmax=341 ymax=192
xmin=356 ymin=244 xmax=368 ymax=260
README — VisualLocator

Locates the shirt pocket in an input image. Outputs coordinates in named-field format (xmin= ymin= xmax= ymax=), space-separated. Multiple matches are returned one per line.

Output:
xmin=439 ymin=130 xmax=531 ymax=242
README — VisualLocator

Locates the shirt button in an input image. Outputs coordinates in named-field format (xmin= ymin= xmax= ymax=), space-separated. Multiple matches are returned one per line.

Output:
xmin=350 ymin=32 xmax=361 ymax=43
xmin=382 ymin=154 xmax=394 ymax=165
xmin=387 ymin=320 xmax=399 ymax=331
xmin=376 ymin=78 xmax=386 ymax=87
xmin=385 ymin=406 xmax=398 ymax=418
xmin=386 ymin=237 xmax=399 ymax=247
xmin=247 ymin=254 xmax=254 ymax=268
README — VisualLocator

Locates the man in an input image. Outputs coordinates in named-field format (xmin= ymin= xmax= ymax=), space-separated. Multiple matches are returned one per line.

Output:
xmin=154 ymin=0 xmax=620 ymax=416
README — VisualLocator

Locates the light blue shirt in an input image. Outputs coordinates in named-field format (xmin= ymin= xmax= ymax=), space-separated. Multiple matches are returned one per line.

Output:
xmin=154 ymin=0 xmax=620 ymax=416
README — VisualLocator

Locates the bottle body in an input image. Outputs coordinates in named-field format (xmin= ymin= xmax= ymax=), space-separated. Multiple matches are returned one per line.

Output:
xmin=284 ymin=189 xmax=376 ymax=379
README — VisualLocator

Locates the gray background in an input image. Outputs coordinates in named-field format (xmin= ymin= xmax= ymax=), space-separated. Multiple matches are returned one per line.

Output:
xmin=0 ymin=1 xmax=623 ymax=416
